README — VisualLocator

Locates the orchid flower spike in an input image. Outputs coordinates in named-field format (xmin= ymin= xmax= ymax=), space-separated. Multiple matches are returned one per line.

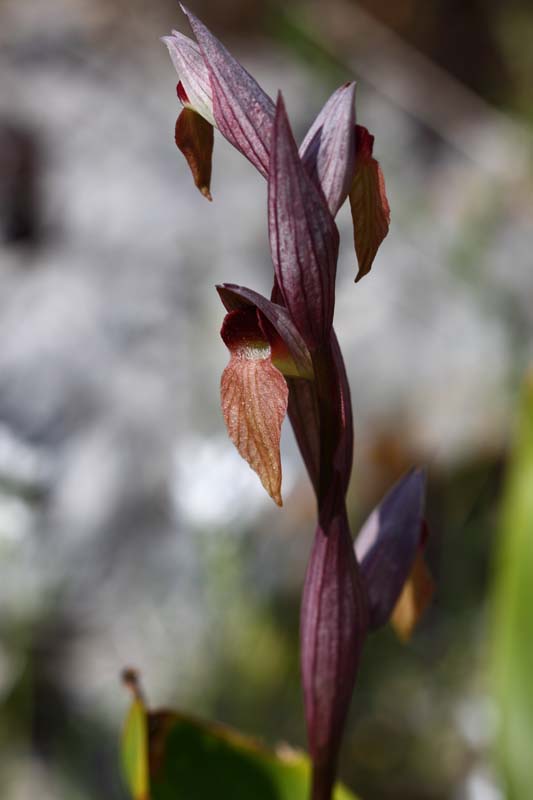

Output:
xmin=162 ymin=10 xmax=432 ymax=800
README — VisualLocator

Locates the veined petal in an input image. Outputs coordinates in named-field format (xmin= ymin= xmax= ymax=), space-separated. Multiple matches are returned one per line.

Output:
xmin=220 ymin=308 xmax=288 ymax=506
xmin=270 ymin=279 xmax=324 ymax=498
xmin=301 ymin=495 xmax=368 ymax=799
xmin=286 ymin=330 xmax=353 ymax=501
xmin=175 ymin=107 xmax=214 ymax=199
xmin=161 ymin=31 xmax=214 ymax=125
xmin=268 ymin=95 xmax=339 ymax=352
xmin=287 ymin=377 xmax=321 ymax=493
xmin=355 ymin=468 xmax=427 ymax=629
xmin=217 ymin=283 xmax=313 ymax=380
xmin=349 ymin=124 xmax=390 ymax=282
xmin=181 ymin=5 xmax=275 ymax=177
xmin=300 ymin=83 xmax=357 ymax=217
xmin=330 ymin=330 xmax=353 ymax=493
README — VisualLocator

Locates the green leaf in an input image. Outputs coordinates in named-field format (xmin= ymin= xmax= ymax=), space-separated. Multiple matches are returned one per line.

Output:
xmin=148 ymin=711 xmax=358 ymax=800
xmin=122 ymin=695 xmax=149 ymax=800
xmin=492 ymin=374 xmax=533 ymax=799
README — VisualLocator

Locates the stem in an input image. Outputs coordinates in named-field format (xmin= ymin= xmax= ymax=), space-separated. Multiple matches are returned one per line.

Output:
xmin=301 ymin=502 xmax=367 ymax=800
xmin=312 ymin=341 xmax=342 ymax=509
xmin=311 ymin=759 xmax=336 ymax=800
xmin=301 ymin=336 xmax=363 ymax=800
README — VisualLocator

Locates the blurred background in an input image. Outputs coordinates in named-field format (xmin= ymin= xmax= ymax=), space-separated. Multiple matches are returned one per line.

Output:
xmin=0 ymin=0 xmax=532 ymax=797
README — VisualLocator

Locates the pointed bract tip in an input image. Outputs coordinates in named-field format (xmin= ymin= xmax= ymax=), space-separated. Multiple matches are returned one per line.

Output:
xmin=180 ymin=3 xmax=199 ymax=27
xmin=411 ymin=464 xmax=427 ymax=484
xmin=343 ymin=80 xmax=357 ymax=96
xmin=272 ymin=94 xmax=295 ymax=152
xmin=272 ymin=93 xmax=292 ymax=143
xmin=400 ymin=465 xmax=428 ymax=496
xmin=274 ymin=91 xmax=286 ymax=114
xmin=200 ymin=185 xmax=213 ymax=201
xmin=121 ymin=667 xmax=145 ymax=702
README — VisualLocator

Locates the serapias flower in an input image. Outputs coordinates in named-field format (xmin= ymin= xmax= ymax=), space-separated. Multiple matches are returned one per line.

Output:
xmin=162 ymin=10 xmax=433 ymax=800
xmin=217 ymin=284 xmax=313 ymax=506
xmin=162 ymin=5 xmax=389 ymax=282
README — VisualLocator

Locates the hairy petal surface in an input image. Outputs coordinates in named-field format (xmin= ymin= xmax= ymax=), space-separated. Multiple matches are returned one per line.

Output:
xmin=355 ymin=468 xmax=428 ymax=629
xmin=182 ymin=5 xmax=275 ymax=177
xmin=300 ymin=83 xmax=357 ymax=217
xmin=220 ymin=308 xmax=288 ymax=506
xmin=161 ymin=31 xmax=214 ymax=124
xmin=217 ymin=283 xmax=313 ymax=380
xmin=268 ymin=95 xmax=339 ymax=352
xmin=301 ymin=492 xmax=368 ymax=800
xmin=175 ymin=107 xmax=214 ymax=199
xmin=349 ymin=125 xmax=390 ymax=282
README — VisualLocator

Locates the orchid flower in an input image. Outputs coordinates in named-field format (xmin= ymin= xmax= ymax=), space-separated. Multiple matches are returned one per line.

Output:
xmin=162 ymin=5 xmax=389 ymax=278
xmin=163 ymin=10 xmax=433 ymax=800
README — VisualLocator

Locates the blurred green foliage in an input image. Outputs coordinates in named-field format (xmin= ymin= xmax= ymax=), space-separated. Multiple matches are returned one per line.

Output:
xmin=121 ymin=695 xmax=358 ymax=800
xmin=492 ymin=374 xmax=533 ymax=798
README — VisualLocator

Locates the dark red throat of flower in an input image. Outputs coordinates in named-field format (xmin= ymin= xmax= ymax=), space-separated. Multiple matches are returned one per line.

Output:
xmin=177 ymin=81 xmax=190 ymax=105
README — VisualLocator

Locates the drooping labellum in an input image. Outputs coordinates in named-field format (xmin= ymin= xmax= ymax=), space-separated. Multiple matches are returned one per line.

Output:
xmin=220 ymin=308 xmax=288 ymax=506
xmin=349 ymin=125 xmax=390 ymax=282
xmin=175 ymin=106 xmax=214 ymax=199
